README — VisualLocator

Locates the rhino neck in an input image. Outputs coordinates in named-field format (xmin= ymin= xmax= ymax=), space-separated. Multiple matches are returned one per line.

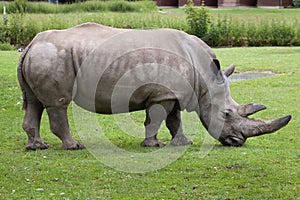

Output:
xmin=196 ymin=91 xmax=211 ymax=129
xmin=196 ymin=78 xmax=229 ymax=134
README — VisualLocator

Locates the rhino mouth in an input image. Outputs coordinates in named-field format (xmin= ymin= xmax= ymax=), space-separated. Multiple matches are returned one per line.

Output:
xmin=219 ymin=135 xmax=246 ymax=147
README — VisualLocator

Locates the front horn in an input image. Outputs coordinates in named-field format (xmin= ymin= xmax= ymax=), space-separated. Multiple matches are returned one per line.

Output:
xmin=243 ymin=115 xmax=292 ymax=138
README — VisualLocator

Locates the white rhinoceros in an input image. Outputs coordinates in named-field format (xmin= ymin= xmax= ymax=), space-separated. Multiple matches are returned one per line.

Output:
xmin=17 ymin=23 xmax=291 ymax=150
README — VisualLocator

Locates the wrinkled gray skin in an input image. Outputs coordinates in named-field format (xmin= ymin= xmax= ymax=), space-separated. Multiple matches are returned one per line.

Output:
xmin=18 ymin=23 xmax=291 ymax=150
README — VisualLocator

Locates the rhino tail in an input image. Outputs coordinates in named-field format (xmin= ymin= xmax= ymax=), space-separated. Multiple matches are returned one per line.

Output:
xmin=17 ymin=45 xmax=31 ymax=110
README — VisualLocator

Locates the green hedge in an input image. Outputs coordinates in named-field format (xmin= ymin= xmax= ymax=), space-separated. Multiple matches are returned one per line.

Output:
xmin=1 ymin=13 xmax=299 ymax=47
xmin=0 ymin=3 xmax=299 ymax=47
xmin=0 ymin=0 xmax=157 ymax=13
xmin=184 ymin=2 xmax=299 ymax=47
xmin=203 ymin=18 xmax=300 ymax=47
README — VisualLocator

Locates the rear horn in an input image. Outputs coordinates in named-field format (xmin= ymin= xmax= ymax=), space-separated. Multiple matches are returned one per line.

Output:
xmin=224 ymin=64 xmax=235 ymax=77
xmin=238 ymin=104 xmax=266 ymax=117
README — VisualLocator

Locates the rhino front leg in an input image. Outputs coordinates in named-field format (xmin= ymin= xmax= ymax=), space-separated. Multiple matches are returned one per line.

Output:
xmin=46 ymin=107 xmax=84 ymax=150
xmin=141 ymin=103 xmax=172 ymax=147
xmin=23 ymin=102 xmax=49 ymax=150
xmin=166 ymin=107 xmax=192 ymax=146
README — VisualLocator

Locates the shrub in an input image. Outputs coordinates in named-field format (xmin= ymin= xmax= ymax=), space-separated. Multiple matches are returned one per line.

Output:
xmin=1 ymin=1 xmax=157 ymax=14
xmin=0 ymin=42 xmax=15 ymax=51
xmin=293 ymin=0 xmax=300 ymax=7
xmin=110 ymin=1 xmax=135 ymax=12
xmin=0 ymin=6 xmax=298 ymax=47
xmin=1 ymin=12 xmax=39 ymax=47
xmin=203 ymin=18 xmax=300 ymax=47
xmin=270 ymin=21 xmax=298 ymax=46
xmin=183 ymin=0 xmax=299 ymax=46
xmin=81 ymin=1 xmax=108 ymax=12
xmin=204 ymin=17 xmax=233 ymax=47
xmin=184 ymin=0 xmax=210 ymax=38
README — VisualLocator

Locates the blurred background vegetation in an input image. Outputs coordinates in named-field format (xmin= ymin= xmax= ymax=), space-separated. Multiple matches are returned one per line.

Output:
xmin=0 ymin=0 xmax=299 ymax=49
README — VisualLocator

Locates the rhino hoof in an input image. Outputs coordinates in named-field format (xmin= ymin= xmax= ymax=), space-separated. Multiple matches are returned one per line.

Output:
xmin=141 ymin=139 xmax=165 ymax=147
xmin=63 ymin=142 xmax=85 ymax=150
xmin=170 ymin=135 xmax=193 ymax=146
xmin=26 ymin=142 xmax=49 ymax=150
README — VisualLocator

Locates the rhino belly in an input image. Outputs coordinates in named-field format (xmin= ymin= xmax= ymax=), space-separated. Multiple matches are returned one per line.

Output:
xmin=74 ymin=72 xmax=179 ymax=114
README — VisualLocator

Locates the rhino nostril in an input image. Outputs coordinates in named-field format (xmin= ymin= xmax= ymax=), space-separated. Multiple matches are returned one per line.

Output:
xmin=221 ymin=137 xmax=244 ymax=147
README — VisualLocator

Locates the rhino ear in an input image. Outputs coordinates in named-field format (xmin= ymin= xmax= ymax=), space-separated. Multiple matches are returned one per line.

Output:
xmin=224 ymin=64 xmax=235 ymax=77
xmin=212 ymin=59 xmax=221 ymax=71
xmin=211 ymin=59 xmax=224 ymax=83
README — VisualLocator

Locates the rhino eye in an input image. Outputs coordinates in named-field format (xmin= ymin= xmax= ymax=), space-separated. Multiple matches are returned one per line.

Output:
xmin=222 ymin=110 xmax=232 ymax=119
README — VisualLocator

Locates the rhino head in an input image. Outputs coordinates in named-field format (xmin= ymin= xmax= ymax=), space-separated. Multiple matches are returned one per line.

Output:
xmin=198 ymin=61 xmax=291 ymax=147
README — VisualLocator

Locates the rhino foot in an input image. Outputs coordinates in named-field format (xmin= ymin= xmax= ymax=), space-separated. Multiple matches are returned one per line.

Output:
xmin=141 ymin=138 xmax=165 ymax=147
xmin=26 ymin=141 xmax=49 ymax=150
xmin=170 ymin=134 xmax=193 ymax=146
xmin=62 ymin=142 xmax=85 ymax=150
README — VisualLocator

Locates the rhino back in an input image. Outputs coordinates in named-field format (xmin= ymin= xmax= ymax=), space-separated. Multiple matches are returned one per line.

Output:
xmin=73 ymin=29 xmax=207 ymax=113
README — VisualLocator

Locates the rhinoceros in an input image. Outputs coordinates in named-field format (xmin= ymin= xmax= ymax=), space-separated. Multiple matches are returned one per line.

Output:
xmin=17 ymin=23 xmax=291 ymax=150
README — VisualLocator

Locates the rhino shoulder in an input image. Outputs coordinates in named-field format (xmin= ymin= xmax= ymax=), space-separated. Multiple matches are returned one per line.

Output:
xmin=165 ymin=29 xmax=217 ymax=59
xmin=189 ymin=35 xmax=216 ymax=59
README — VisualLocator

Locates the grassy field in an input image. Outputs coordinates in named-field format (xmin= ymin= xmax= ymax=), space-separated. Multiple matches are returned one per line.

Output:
xmin=0 ymin=47 xmax=299 ymax=199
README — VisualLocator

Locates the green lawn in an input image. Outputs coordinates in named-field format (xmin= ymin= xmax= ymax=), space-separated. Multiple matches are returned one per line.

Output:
xmin=0 ymin=47 xmax=299 ymax=199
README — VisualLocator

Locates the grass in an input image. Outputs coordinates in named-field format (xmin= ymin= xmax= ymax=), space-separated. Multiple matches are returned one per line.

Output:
xmin=0 ymin=47 xmax=299 ymax=199
xmin=215 ymin=47 xmax=300 ymax=72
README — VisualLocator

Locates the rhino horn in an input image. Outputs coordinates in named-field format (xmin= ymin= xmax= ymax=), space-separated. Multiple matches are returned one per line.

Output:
xmin=238 ymin=104 xmax=266 ymax=117
xmin=243 ymin=115 xmax=292 ymax=138
xmin=224 ymin=64 xmax=235 ymax=77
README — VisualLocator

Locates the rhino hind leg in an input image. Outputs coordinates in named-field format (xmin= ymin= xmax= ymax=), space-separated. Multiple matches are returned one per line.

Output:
xmin=166 ymin=107 xmax=193 ymax=146
xmin=46 ymin=107 xmax=85 ymax=150
xmin=23 ymin=101 xmax=49 ymax=150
